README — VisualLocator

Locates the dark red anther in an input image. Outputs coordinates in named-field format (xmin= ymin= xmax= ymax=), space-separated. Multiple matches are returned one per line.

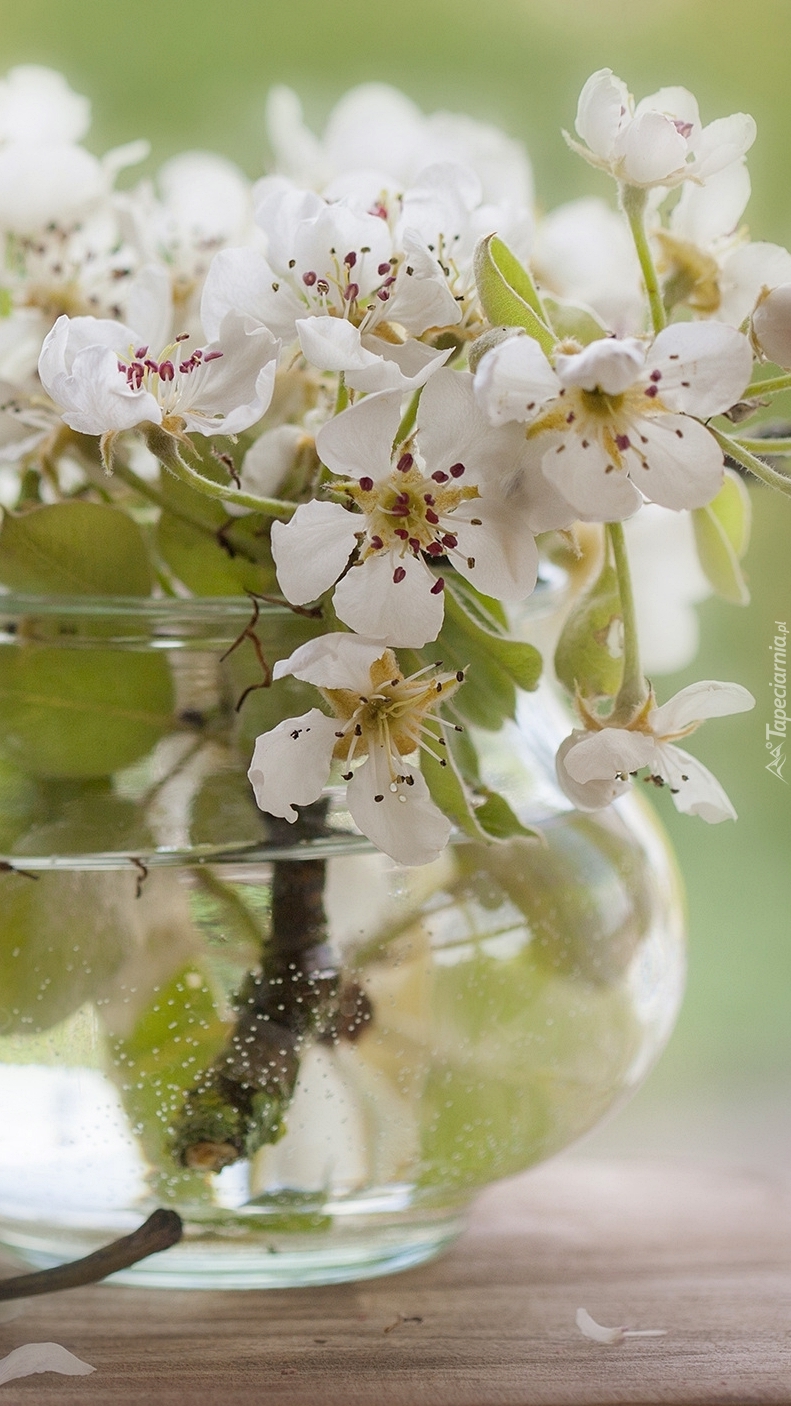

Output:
xmin=377 ymin=289 xmax=390 ymax=301
xmin=203 ymin=351 xmax=223 ymax=363
xmin=344 ymin=283 xmax=360 ymax=301
xmin=359 ymin=476 xmax=374 ymax=491
xmin=394 ymin=528 xmax=409 ymax=540
xmin=408 ymin=537 xmax=421 ymax=552
xmin=650 ymin=368 xmax=662 ymax=382
xmin=432 ymin=471 xmax=449 ymax=483
xmin=369 ymin=534 xmax=384 ymax=550
xmin=344 ymin=251 xmax=357 ymax=268
xmin=430 ymin=576 xmax=445 ymax=594
xmin=175 ymin=332 xmax=190 ymax=342
xmin=377 ymin=262 xmax=391 ymax=276
xmin=442 ymin=534 xmax=457 ymax=549
xmin=393 ymin=566 xmax=407 ymax=584
xmin=135 ymin=346 xmax=148 ymax=358
xmin=144 ymin=358 xmax=159 ymax=372
xmin=423 ymin=493 xmax=435 ymax=505
xmin=316 ymin=279 xmax=330 ymax=295
xmin=397 ymin=453 xmax=413 ymax=473
xmin=449 ymin=462 xmax=465 ymax=478
xmin=303 ymin=271 xmax=317 ymax=287
xmin=425 ymin=509 xmax=439 ymax=525
xmin=644 ymin=384 xmax=658 ymax=398
xmin=426 ymin=541 xmax=444 ymax=556
xmin=615 ymin=434 xmax=630 ymax=451
xmin=158 ymin=360 xmax=175 ymax=381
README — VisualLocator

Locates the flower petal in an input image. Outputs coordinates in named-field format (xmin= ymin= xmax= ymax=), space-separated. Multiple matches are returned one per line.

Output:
xmin=248 ymin=709 xmax=338 ymax=822
xmin=693 ymin=113 xmax=756 ymax=179
xmin=0 ymin=1342 xmax=95 ymax=1384
xmin=316 ymin=388 xmax=402 ymax=482
xmin=540 ymin=433 xmax=643 ymax=521
xmin=333 ymin=550 xmax=444 ymax=648
xmin=721 ymin=243 xmax=791 ymax=329
xmin=271 ymin=499 xmax=359 ymax=605
xmin=556 ymin=729 xmax=652 ymax=811
xmin=652 ymin=742 xmax=738 ymax=822
xmin=646 ymin=321 xmax=752 ymax=417
xmin=615 ymin=110 xmax=688 ymax=186
xmin=575 ymin=70 xmax=630 ymax=160
xmin=474 ymin=335 xmax=559 ymax=426
xmin=347 ymin=749 xmax=451 ymax=865
xmin=556 ymin=337 xmax=644 ymax=395
xmin=628 ymin=414 xmax=723 ymax=511
xmin=273 ymin=632 xmax=386 ymax=692
xmin=451 ymin=497 xmax=538 ymax=601
xmin=650 ymin=679 xmax=755 ymax=735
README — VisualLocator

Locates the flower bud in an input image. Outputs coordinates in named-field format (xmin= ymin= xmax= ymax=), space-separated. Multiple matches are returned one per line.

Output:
xmin=751 ymin=283 xmax=791 ymax=367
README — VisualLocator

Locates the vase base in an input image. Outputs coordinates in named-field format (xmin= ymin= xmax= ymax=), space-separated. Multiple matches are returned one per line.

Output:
xmin=0 ymin=1209 xmax=467 ymax=1290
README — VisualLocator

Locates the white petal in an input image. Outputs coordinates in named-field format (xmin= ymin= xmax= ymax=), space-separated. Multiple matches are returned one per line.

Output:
xmin=200 ymin=246 xmax=301 ymax=343
xmin=556 ymin=730 xmax=651 ymax=811
xmin=157 ymin=151 xmax=252 ymax=244
xmin=693 ymin=114 xmax=756 ymax=179
xmin=355 ymin=336 xmax=450 ymax=393
xmin=181 ymin=314 xmax=279 ymax=437
xmin=0 ymin=1343 xmax=95 ymax=1384
xmin=616 ymin=111 xmax=688 ymax=186
xmin=652 ymin=742 xmax=738 ymax=822
xmin=240 ymin=424 xmax=306 ymax=499
xmin=646 ymin=321 xmax=752 ymax=417
xmin=265 ymin=85 xmax=328 ymax=187
xmin=541 ymin=433 xmax=643 ymax=521
xmin=451 ymin=497 xmax=538 ymax=601
xmin=125 ymin=263 xmax=173 ymax=352
xmin=474 ymin=335 xmax=559 ymax=426
xmin=384 ymin=230 xmax=462 ymax=334
xmin=273 ymin=632 xmax=386 ymax=691
xmin=721 ymin=243 xmax=791 ymax=329
xmin=669 ymin=161 xmax=751 ymax=248
xmin=347 ymin=750 xmax=451 ymax=866
xmin=315 ymin=388 xmax=402 ymax=482
xmin=575 ymin=70 xmax=630 ymax=160
xmin=42 ymin=343 xmax=161 ymax=435
xmin=751 ymin=281 xmax=791 ymax=367
xmin=333 ymin=551 xmax=444 ymax=648
xmin=635 ymin=86 xmax=700 ymax=137
xmin=629 ymin=414 xmax=723 ymax=511
xmin=297 ymin=316 xmax=378 ymax=375
xmin=248 ymin=709 xmax=338 ymax=822
xmin=575 ymin=1308 xmax=625 ymax=1346
xmin=556 ymin=337 xmax=644 ymax=395
xmin=650 ymin=679 xmax=755 ymax=734
xmin=0 ymin=66 xmax=90 ymax=144
xmin=0 ymin=144 xmax=105 ymax=232
xmin=271 ymin=500 xmax=359 ymax=605
xmin=416 ymin=367 xmax=490 ymax=471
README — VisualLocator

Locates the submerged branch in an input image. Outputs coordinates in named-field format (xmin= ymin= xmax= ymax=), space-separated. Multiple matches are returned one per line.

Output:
xmin=0 ymin=1210 xmax=182 ymax=1300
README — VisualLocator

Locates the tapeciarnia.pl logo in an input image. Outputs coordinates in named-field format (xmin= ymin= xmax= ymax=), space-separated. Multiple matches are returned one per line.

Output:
xmin=766 ymin=620 xmax=788 ymax=783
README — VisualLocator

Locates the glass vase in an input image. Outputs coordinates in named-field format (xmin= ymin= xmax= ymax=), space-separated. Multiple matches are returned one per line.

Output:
xmin=0 ymin=586 xmax=685 ymax=1288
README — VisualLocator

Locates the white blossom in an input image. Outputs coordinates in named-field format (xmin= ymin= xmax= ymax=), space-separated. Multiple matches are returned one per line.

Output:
xmin=271 ymin=369 xmax=568 ymax=647
xmin=568 ymin=70 xmax=756 ymax=190
xmin=556 ymin=680 xmax=755 ymax=821
xmin=38 ymin=295 xmax=278 ymax=439
xmin=474 ymin=323 xmax=753 ymax=519
xmin=248 ymin=633 xmax=462 ymax=865
xmin=532 ymin=197 xmax=645 ymax=336
xmin=751 ymin=282 xmax=791 ymax=367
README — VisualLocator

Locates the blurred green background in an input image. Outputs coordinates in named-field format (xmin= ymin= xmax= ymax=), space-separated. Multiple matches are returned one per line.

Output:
xmin=0 ymin=0 xmax=788 ymax=1154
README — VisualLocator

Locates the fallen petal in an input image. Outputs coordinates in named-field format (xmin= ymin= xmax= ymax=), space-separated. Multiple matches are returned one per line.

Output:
xmin=576 ymin=1308 xmax=666 ymax=1345
xmin=0 ymin=1342 xmax=95 ymax=1384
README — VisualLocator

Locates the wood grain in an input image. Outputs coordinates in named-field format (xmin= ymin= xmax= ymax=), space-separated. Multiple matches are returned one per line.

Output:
xmin=1 ymin=1158 xmax=790 ymax=1405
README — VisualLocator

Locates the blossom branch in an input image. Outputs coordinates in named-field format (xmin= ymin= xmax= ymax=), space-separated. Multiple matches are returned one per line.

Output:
xmin=711 ymin=426 xmax=791 ymax=497
xmin=620 ymin=184 xmax=667 ymax=334
xmin=607 ymin=520 xmax=648 ymax=721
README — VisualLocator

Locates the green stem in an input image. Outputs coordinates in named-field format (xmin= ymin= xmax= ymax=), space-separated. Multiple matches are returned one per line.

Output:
xmin=607 ymin=520 xmax=647 ymax=720
xmin=620 ymin=184 xmax=666 ymax=335
xmin=394 ymin=387 xmax=422 ymax=448
xmin=334 ymin=373 xmax=349 ymax=416
xmin=734 ymin=436 xmax=791 ymax=455
xmin=164 ymin=455 xmax=297 ymax=520
xmin=743 ymin=372 xmax=791 ymax=398
xmin=711 ymin=427 xmax=791 ymax=497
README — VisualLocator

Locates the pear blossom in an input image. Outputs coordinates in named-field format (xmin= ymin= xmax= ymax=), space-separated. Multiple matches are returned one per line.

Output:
xmin=568 ymin=70 xmax=756 ymax=190
xmin=201 ymin=182 xmax=456 ymax=392
xmin=751 ymin=282 xmax=791 ymax=367
xmin=38 ymin=300 xmax=279 ymax=440
xmin=265 ymin=82 xmax=534 ymax=212
xmin=248 ymin=633 xmax=462 ymax=865
xmin=654 ymin=161 xmax=791 ymax=326
xmin=474 ymin=322 xmax=753 ymax=519
xmin=271 ymin=369 xmax=571 ymax=648
xmin=532 ymin=197 xmax=645 ymax=335
xmin=556 ymin=680 xmax=755 ymax=821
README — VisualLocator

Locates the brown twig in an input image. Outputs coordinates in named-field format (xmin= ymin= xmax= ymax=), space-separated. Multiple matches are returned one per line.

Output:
xmin=0 ymin=1210 xmax=183 ymax=1300
xmin=131 ymin=857 xmax=149 ymax=899
xmin=219 ymin=593 xmax=273 ymax=712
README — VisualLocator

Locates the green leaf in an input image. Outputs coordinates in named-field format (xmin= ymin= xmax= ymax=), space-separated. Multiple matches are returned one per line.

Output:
xmin=421 ymin=720 xmax=536 ymax=843
xmin=473 ymin=235 xmax=555 ymax=354
xmin=0 ymin=647 xmax=175 ymax=777
xmin=474 ymin=789 xmax=536 ymax=841
xmin=692 ymin=468 xmax=751 ymax=604
xmin=438 ymin=584 xmax=542 ymax=730
xmin=554 ymin=558 xmax=624 ymax=699
xmin=0 ymin=501 xmax=153 ymax=595
xmin=156 ymin=472 xmax=278 ymax=597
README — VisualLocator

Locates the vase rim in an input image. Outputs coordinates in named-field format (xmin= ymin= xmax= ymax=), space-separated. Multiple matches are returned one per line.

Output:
xmin=0 ymin=565 xmax=568 ymax=626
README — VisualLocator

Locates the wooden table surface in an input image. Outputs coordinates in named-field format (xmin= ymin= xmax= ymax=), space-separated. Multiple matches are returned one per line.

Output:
xmin=1 ymin=1157 xmax=790 ymax=1405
